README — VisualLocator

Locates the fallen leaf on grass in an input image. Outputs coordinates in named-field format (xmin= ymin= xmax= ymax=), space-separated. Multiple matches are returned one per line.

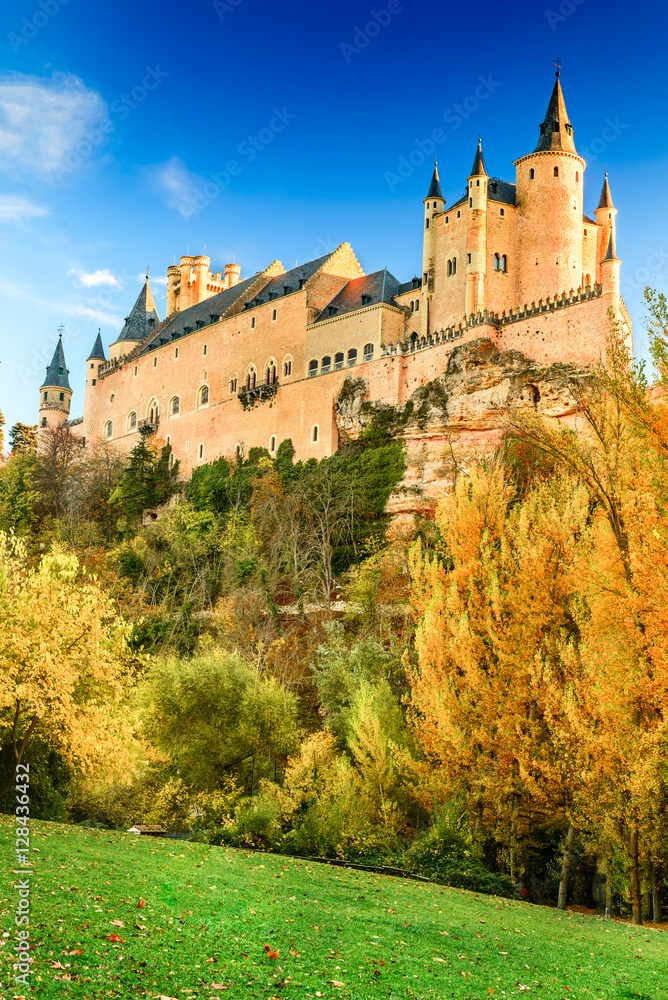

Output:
xmin=109 ymin=934 xmax=124 ymax=943
xmin=137 ymin=898 xmax=146 ymax=907
xmin=135 ymin=922 xmax=147 ymax=931
xmin=433 ymin=957 xmax=447 ymax=963
xmin=50 ymin=961 xmax=66 ymax=969
xmin=68 ymin=948 xmax=84 ymax=956
xmin=330 ymin=981 xmax=346 ymax=988
xmin=111 ymin=920 xmax=125 ymax=927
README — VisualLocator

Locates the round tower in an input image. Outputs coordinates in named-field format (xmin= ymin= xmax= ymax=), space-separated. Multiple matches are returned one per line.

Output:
xmin=39 ymin=333 xmax=72 ymax=434
xmin=166 ymin=264 xmax=181 ymax=314
xmin=82 ymin=330 xmax=106 ymax=446
xmin=193 ymin=254 xmax=211 ymax=304
xmin=595 ymin=172 xmax=617 ymax=284
xmin=178 ymin=255 xmax=195 ymax=309
xmin=224 ymin=262 xmax=241 ymax=288
xmin=422 ymin=161 xmax=445 ymax=293
xmin=514 ymin=71 xmax=585 ymax=304
xmin=465 ymin=137 xmax=488 ymax=315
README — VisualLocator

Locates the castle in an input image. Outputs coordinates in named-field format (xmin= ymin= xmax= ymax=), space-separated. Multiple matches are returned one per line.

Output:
xmin=39 ymin=72 xmax=631 ymax=470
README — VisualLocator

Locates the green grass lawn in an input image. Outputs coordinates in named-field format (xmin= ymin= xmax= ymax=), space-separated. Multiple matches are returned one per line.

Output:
xmin=1 ymin=816 xmax=666 ymax=999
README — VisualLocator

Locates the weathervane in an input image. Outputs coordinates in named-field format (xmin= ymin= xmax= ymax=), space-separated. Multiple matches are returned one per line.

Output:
xmin=554 ymin=56 xmax=563 ymax=77
xmin=145 ymin=265 xmax=151 ymax=279
xmin=57 ymin=323 xmax=65 ymax=337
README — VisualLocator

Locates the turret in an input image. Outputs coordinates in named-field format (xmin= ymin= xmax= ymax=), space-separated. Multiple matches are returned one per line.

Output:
xmin=82 ymin=330 xmax=106 ymax=446
xmin=422 ymin=161 xmax=445 ymax=292
xmin=178 ymin=255 xmax=195 ymax=309
xmin=39 ymin=334 xmax=72 ymax=434
xmin=193 ymin=254 xmax=211 ymax=304
xmin=595 ymin=172 xmax=617 ymax=281
xmin=600 ymin=229 xmax=621 ymax=295
xmin=514 ymin=71 xmax=585 ymax=303
xmin=108 ymin=276 xmax=161 ymax=361
xmin=166 ymin=264 xmax=181 ymax=314
xmin=224 ymin=262 xmax=241 ymax=288
xmin=466 ymin=137 xmax=488 ymax=315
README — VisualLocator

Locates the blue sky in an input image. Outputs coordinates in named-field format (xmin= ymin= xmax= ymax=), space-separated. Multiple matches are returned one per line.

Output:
xmin=0 ymin=0 xmax=666 ymax=432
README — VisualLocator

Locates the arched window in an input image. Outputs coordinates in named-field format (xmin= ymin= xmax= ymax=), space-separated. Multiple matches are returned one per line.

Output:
xmin=529 ymin=168 xmax=535 ymax=179
xmin=170 ymin=396 xmax=180 ymax=416
xmin=452 ymin=257 xmax=456 ymax=275
xmin=312 ymin=425 xmax=319 ymax=443
xmin=363 ymin=343 xmax=374 ymax=362
xmin=251 ymin=317 xmax=256 ymax=329
xmin=270 ymin=436 xmax=276 ymax=453
xmin=283 ymin=356 xmax=293 ymax=377
xmin=235 ymin=443 xmax=242 ymax=457
xmin=229 ymin=374 xmax=238 ymax=394
xmin=575 ymin=171 xmax=579 ymax=182
xmin=198 ymin=384 xmax=209 ymax=407
xmin=265 ymin=360 xmax=277 ymax=385
xmin=41 ymin=417 xmax=47 ymax=427
xmin=245 ymin=367 xmax=257 ymax=391
xmin=147 ymin=399 xmax=159 ymax=425
xmin=272 ymin=308 xmax=277 ymax=321
xmin=321 ymin=355 xmax=331 ymax=374
xmin=198 ymin=443 xmax=204 ymax=459
xmin=554 ymin=166 xmax=559 ymax=177
xmin=334 ymin=352 xmax=344 ymax=371
xmin=501 ymin=255 xmax=507 ymax=272
xmin=104 ymin=420 xmax=113 ymax=439
xmin=447 ymin=260 xmax=452 ymax=276
xmin=308 ymin=359 xmax=318 ymax=378
xmin=347 ymin=348 xmax=358 ymax=367
xmin=415 ymin=299 xmax=419 ymax=312
xmin=410 ymin=332 xmax=418 ymax=352
xmin=585 ymin=273 xmax=591 ymax=287
xmin=425 ymin=218 xmax=430 ymax=229
xmin=494 ymin=253 xmax=500 ymax=271
xmin=410 ymin=300 xmax=414 ymax=312
xmin=110 ymin=393 xmax=115 ymax=403
xmin=127 ymin=411 xmax=137 ymax=431
xmin=174 ymin=346 xmax=179 ymax=359
xmin=584 ymin=228 xmax=588 ymax=237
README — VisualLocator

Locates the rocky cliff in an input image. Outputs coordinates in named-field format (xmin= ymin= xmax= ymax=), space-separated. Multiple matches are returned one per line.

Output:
xmin=335 ymin=338 xmax=590 ymax=536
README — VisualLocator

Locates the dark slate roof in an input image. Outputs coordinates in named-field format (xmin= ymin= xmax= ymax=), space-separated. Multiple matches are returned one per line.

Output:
xmin=598 ymin=172 xmax=614 ymax=209
xmin=602 ymin=230 xmax=619 ymax=262
xmin=583 ymin=213 xmax=596 ymax=225
xmin=397 ymin=277 xmax=422 ymax=294
xmin=425 ymin=163 xmax=443 ymax=200
xmin=87 ymin=330 xmax=106 ymax=361
xmin=313 ymin=269 xmax=401 ymax=323
xmin=449 ymin=178 xmax=516 ymax=210
xmin=533 ymin=75 xmax=577 ymax=154
xmin=116 ymin=278 xmax=161 ymax=343
xmin=141 ymin=273 xmax=260 ymax=351
xmin=258 ymin=254 xmax=331 ymax=300
xmin=42 ymin=336 xmax=71 ymax=390
xmin=470 ymin=138 xmax=486 ymax=176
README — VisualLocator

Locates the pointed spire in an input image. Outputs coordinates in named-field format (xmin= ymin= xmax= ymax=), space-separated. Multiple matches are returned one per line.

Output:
xmin=42 ymin=334 xmax=71 ymax=390
xmin=597 ymin=171 xmax=614 ymax=210
xmin=469 ymin=136 xmax=487 ymax=176
xmin=425 ymin=160 xmax=443 ymax=200
xmin=116 ymin=276 xmax=161 ymax=342
xmin=87 ymin=329 xmax=106 ymax=362
xmin=534 ymin=73 xmax=577 ymax=154
xmin=602 ymin=229 xmax=619 ymax=262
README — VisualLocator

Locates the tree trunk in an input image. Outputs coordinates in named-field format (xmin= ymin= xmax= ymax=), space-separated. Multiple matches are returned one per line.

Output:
xmin=558 ymin=823 xmax=576 ymax=911
xmin=651 ymin=864 xmax=662 ymax=923
xmin=474 ymin=798 xmax=484 ymax=837
xmin=509 ymin=794 xmax=520 ymax=884
xmin=629 ymin=824 xmax=642 ymax=925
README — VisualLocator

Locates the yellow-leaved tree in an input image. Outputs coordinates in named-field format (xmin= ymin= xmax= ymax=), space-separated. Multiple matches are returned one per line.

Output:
xmin=0 ymin=533 xmax=134 ymax=800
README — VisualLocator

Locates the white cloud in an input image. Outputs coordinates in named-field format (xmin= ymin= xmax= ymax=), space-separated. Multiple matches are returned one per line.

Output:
xmin=68 ymin=267 xmax=122 ymax=289
xmin=140 ymin=272 xmax=167 ymax=286
xmin=0 ymin=71 xmax=108 ymax=178
xmin=66 ymin=303 xmax=122 ymax=326
xmin=150 ymin=156 xmax=205 ymax=215
xmin=0 ymin=194 xmax=48 ymax=220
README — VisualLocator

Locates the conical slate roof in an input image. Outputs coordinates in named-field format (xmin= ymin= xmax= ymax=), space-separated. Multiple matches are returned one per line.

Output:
xmin=425 ymin=162 xmax=443 ymax=200
xmin=598 ymin=172 xmax=614 ymax=210
xmin=470 ymin=137 xmax=486 ymax=176
xmin=116 ymin=277 xmax=161 ymax=343
xmin=87 ymin=330 xmax=106 ymax=361
xmin=602 ymin=230 xmax=619 ymax=262
xmin=534 ymin=75 xmax=577 ymax=154
xmin=42 ymin=335 xmax=71 ymax=390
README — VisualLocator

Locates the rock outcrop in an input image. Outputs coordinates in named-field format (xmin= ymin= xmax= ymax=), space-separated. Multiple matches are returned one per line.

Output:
xmin=335 ymin=338 xmax=591 ymax=536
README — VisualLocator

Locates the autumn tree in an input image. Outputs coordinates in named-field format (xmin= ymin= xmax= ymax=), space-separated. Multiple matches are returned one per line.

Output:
xmin=0 ymin=534 xmax=134 ymax=801
xmin=9 ymin=423 xmax=38 ymax=456
xmin=32 ymin=423 xmax=83 ymax=519
xmin=109 ymin=432 xmax=180 ymax=529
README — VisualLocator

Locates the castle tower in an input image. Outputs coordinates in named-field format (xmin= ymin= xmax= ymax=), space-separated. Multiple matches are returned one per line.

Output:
xmin=224 ymin=262 xmax=241 ymax=289
xmin=82 ymin=330 xmax=106 ymax=446
xmin=465 ymin=138 xmax=488 ymax=316
xmin=595 ymin=172 xmax=617 ymax=284
xmin=193 ymin=254 xmax=211 ymax=304
xmin=178 ymin=255 xmax=195 ymax=309
xmin=39 ymin=334 xmax=72 ymax=434
xmin=166 ymin=264 xmax=181 ymax=314
xmin=600 ymin=229 xmax=621 ymax=296
xmin=422 ymin=162 xmax=445 ymax=294
xmin=514 ymin=71 xmax=585 ymax=304
xmin=108 ymin=276 xmax=161 ymax=361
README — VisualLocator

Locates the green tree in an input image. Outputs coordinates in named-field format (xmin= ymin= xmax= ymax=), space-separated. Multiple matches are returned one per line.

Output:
xmin=9 ymin=423 xmax=38 ymax=456
xmin=109 ymin=434 xmax=180 ymax=529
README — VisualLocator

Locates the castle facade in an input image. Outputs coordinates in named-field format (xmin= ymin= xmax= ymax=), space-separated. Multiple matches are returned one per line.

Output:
xmin=39 ymin=74 xmax=631 ymax=470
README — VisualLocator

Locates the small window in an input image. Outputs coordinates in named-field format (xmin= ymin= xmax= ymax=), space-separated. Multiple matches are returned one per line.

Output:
xmin=166 ymin=435 xmax=170 ymax=444
xmin=457 ymin=211 xmax=461 ymax=219
xmin=501 ymin=255 xmax=507 ymax=273
xmin=423 ymin=272 xmax=428 ymax=282
xmin=490 ymin=182 xmax=498 ymax=194
xmin=529 ymin=168 xmax=535 ymax=180
xmin=321 ymin=355 xmax=331 ymax=374
xmin=251 ymin=317 xmax=255 ymax=329
xmin=452 ymin=257 xmax=456 ymax=275
xmin=41 ymin=417 xmax=47 ymax=427
xmin=90 ymin=362 xmax=94 ymax=369
xmin=445 ymin=216 xmax=449 ymax=224
xmin=500 ymin=208 xmax=505 ymax=217
xmin=425 ymin=218 xmax=430 ymax=229
xmin=270 ymin=436 xmax=276 ymax=453
xmin=128 ymin=411 xmax=137 ymax=430
xmin=469 ymin=198 xmax=472 ymax=207
xmin=347 ymin=348 xmax=357 ymax=367
xmin=203 ymin=344 xmax=207 ymax=356
xmin=334 ymin=352 xmax=344 ymax=371
xmin=199 ymin=443 xmax=204 ymax=459
xmin=199 ymin=385 xmax=209 ymax=406
xmin=433 ymin=201 xmax=437 ymax=208
xmin=171 ymin=396 xmax=180 ymax=416
xmin=110 ymin=393 xmax=115 ymax=403
xmin=447 ymin=260 xmax=452 ymax=277
xmin=92 ymin=378 xmax=96 ymax=386
xmin=467 ymin=253 xmax=472 ymax=264
xmin=575 ymin=171 xmax=579 ymax=182
xmin=229 ymin=376 xmax=238 ymax=393
xmin=175 ymin=347 xmax=179 ymax=359
xmin=554 ymin=167 xmax=559 ymax=177
xmin=410 ymin=300 xmax=414 ymax=313
xmin=363 ymin=343 xmax=373 ymax=362
xmin=312 ymin=425 xmax=319 ymax=443
xmin=308 ymin=359 xmax=318 ymax=377
xmin=283 ymin=359 xmax=292 ymax=377
xmin=272 ymin=308 xmax=277 ymax=321
xmin=59 ymin=392 xmax=64 ymax=401
xmin=134 ymin=365 xmax=138 ymax=376
xmin=104 ymin=420 xmax=113 ymax=439
xmin=415 ymin=299 xmax=419 ymax=312
xmin=494 ymin=253 xmax=500 ymax=271
xmin=153 ymin=357 xmax=157 ymax=368
xmin=584 ymin=228 xmax=588 ymax=237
